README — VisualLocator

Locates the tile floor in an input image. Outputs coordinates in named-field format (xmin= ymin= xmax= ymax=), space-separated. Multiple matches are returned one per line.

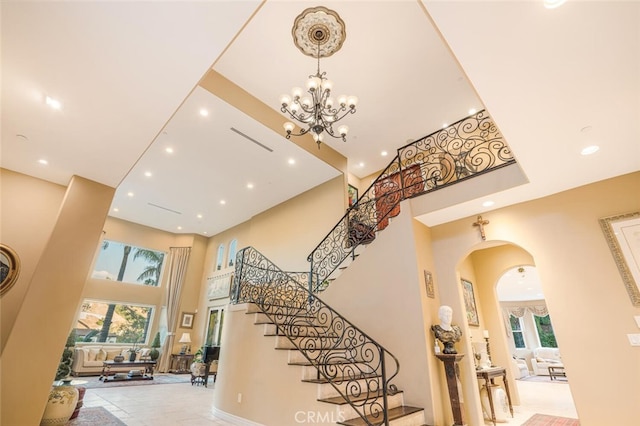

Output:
xmin=81 ymin=374 xmax=577 ymax=425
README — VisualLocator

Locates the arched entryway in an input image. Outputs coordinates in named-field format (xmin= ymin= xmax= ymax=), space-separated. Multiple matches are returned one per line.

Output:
xmin=455 ymin=241 xmax=577 ymax=424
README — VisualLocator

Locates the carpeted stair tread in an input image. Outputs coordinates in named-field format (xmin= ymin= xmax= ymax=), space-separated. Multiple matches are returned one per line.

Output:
xmin=318 ymin=389 xmax=403 ymax=405
xmin=337 ymin=406 xmax=424 ymax=426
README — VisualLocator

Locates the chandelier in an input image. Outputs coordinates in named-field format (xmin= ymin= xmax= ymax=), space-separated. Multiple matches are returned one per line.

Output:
xmin=280 ymin=6 xmax=357 ymax=148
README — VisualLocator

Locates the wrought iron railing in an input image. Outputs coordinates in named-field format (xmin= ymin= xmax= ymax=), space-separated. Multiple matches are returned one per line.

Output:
xmin=307 ymin=110 xmax=515 ymax=291
xmin=232 ymin=246 xmax=400 ymax=426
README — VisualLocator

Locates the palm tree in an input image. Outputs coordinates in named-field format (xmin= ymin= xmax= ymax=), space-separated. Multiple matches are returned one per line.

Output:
xmin=133 ymin=249 xmax=164 ymax=286
xmin=97 ymin=245 xmax=131 ymax=342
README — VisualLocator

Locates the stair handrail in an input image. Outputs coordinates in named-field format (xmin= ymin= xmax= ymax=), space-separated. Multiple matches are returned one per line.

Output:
xmin=233 ymin=246 xmax=400 ymax=426
xmin=308 ymin=110 xmax=515 ymax=291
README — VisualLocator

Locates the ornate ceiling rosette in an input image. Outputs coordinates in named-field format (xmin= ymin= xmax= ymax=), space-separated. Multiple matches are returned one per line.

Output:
xmin=292 ymin=6 xmax=346 ymax=58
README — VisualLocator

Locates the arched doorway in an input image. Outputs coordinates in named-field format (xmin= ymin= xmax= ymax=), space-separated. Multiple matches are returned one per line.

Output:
xmin=456 ymin=242 xmax=577 ymax=423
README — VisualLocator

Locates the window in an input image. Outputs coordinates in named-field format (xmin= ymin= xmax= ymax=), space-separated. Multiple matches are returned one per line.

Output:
xmin=205 ymin=307 xmax=225 ymax=346
xmin=76 ymin=300 xmax=154 ymax=344
xmin=509 ymin=315 xmax=526 ymax=348
xmin=534 ymin=314 xmax=558 ymax=348
xmin=228 ymin=239 xmax=238 ymax=267
xmin=92 ymin=240 xmax=165 ymax=287
xmin=216 ymin=244 xmax=225 ymax=271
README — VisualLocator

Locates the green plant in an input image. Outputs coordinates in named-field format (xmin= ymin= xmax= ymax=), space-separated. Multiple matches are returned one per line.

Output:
xmin=55 ymin=330 xmax=76 ymax=381
xmin=149 ymin=332 xmax=161 ymax=361
xmin=193 ymin=346 xmax=204 ymax=363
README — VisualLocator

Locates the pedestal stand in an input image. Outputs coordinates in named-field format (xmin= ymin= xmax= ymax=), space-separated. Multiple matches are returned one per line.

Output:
xmin=436 ymin=353 xmax=467 ymax=426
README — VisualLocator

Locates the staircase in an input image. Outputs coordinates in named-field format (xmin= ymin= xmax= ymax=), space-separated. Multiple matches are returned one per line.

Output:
xmin=245 ymin=302 xmax=426 ymax=425
xmin=231 ymin=110 xmax=514 ymax=425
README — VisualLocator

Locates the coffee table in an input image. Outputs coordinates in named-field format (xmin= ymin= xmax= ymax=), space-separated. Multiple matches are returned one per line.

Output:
xmin=548 ymin=365 xmax=566 ymax=380
xmin=99 ymin=360 xmax=156 ymax=382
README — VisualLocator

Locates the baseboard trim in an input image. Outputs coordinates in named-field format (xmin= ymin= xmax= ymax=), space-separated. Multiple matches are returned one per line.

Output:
xmin=211 ymin=407 xmax=264 ymax=426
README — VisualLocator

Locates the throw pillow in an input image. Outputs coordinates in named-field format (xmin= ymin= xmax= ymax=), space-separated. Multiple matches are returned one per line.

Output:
xmin=88 ymin=348 xmax=100 ymax=362
xmin=97 ymin=349 xmax=107 ymax=361
xmin=105 ymin=349 xmax=121 ymax=360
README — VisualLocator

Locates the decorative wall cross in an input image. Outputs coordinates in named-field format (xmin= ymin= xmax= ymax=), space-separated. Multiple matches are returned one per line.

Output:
xmin=473 ymin=215 xmax=490 ymax=240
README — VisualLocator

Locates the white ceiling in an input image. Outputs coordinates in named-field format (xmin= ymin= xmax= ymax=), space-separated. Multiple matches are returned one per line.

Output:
xmin=496 ymin=265 xmax=544 ymax=302
xmin=2 ymin=1 xmax=639 ymax=236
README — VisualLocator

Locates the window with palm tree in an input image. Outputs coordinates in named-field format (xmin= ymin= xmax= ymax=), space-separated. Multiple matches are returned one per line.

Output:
xmin=92 ymin=240 xmax=166 ymax=287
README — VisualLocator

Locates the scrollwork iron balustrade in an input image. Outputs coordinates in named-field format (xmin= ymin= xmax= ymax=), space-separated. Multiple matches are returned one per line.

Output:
xmin=308 ymin=110 xmax=515 ymax=291
xmin=232 ymin=247 xmax=400 ymax=426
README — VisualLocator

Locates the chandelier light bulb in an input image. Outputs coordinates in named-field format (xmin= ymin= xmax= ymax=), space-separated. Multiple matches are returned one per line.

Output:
xmin=338 ymin=125 xmax=349 ymax=136
xmin=280 ymin=94 xmax=291 ymax=107
xmin=301 ymin=97 xmax=312 ymax=108
xmin=292 ymin=87 xmax=303 ymax=98
xmin=347 ymin=96 xmax=358 ymax=108
xmin=321 ymin=79 xmax=333 ymax=91
xmin=338 ymin=95 xmax=348 ymax=106
xmin=290 ymin=103 xmax=299 ymax=113
xmin=283 ymin=122 xmax=295 ymax=132
xmin=325 ymin=97 xmax=334 ymax=108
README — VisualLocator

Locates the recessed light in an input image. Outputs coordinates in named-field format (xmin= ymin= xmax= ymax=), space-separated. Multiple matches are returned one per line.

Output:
xmin=199 ymin=109 xmax=209 ymax=117
xmin=544 ymin=0 xmax=566 ymax=9
xmin=247 ymin=183 xmax=254 ymax=189
xmin=358 ymin=162 xmax=365 ymax=168
xmin=581 ymin=145 xmax=600 ymax=156
xmin=113 ymin=207 xmax=119 ymax=212
xmin=165 ymin=147 xmax=174 ymax=154
xmin=177 ymin=226 xmax=183 ymax=230
xmin=144 ymin=171 xmax=152 ymax=177
xmin=197 ymin=214 xmax=203 ymax=219
xmin=45 ymin=96 xmax=62 ymax=110
xmin=127 ymin=192 xmax=134 ymax=197
xmin=381 ymin=151 xmax=388 ymax=157
xmin=469 ymin=108 xmax=477 ymax=115
xmin=38 ymin=159 xmax=48 ymax=165
xmin=288 ymin=158 xmax=296 ymax=165
xmin=482 ymin=200 xmax=495 ymax=207
xmin=203 ymin=231 xmax=208 ymax=235
xmin=220 ymin=200 xmax=226 ymax=205
xmin=442 ymin=123 xmax=448 ymax=129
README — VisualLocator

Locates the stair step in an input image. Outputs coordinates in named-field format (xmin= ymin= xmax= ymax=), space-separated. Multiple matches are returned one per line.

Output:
xmin=263 ymin=323 xmax=329 ymax=336
xmin=337 ymin=406 xmax=424 ymax=426
xmin=318 ymin=390 xmax=403 ymax=405
xmin=302 ymin=372 xmax=380 ymax=384
xmin=253 ymin=312 xmax=317 ymax=325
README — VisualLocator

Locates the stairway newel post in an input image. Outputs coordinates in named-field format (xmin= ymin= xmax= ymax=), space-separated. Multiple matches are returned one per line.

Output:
xmin=380 ymin=346 xmax=389 ymax=426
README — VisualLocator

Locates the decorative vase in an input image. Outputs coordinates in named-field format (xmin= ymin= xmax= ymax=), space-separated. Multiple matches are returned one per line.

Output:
xmin=114 ymin=355 xmax=124 ymax=362
xmin=40 ymin=384 xmax=79 ymax=426
xmin=128 ymin=351 xmax=137 ymax=362
xmin=479 ymin=384 xmax=509 ymax=423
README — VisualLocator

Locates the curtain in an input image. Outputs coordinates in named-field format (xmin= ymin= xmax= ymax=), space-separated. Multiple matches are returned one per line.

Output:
xmin=158 ymin=246 xmax=192 ymax=372
xmin=501 ymin=302 xmax=549 ymax=336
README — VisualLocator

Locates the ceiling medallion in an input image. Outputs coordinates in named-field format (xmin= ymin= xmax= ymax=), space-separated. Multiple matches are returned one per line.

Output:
xmin=292 ymin=6 xmax=346 ymax=58
xmin=282 ymin=6 xmax=356 ymax=148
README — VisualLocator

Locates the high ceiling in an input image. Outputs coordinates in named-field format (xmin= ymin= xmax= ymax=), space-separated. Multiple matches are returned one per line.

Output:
xmin=2 ymin=1 xmax=639 ymax=237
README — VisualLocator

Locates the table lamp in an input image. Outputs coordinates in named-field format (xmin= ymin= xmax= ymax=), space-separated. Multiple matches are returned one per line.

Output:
xmin=179 ymin=332 xmax=191 ymax=354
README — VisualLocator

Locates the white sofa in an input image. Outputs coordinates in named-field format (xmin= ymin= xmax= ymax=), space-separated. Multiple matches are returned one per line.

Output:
xmin=530 ymin=347 xmax=563 ymax=375
xmin=71 ymin=345 xmax=151 ymax=376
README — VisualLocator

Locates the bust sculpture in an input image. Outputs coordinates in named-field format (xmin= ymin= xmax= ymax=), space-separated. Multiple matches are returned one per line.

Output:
xmin=431 ymin=305 xmax=462 ymax=354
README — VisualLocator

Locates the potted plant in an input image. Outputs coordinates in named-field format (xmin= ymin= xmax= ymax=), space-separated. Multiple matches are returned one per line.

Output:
xmin=41 ymin=331 xmax=80 ymax=425
xmin=190 ymin=347 xmax=208 ymax=384
xmin=128 ymin=342 xmax=138 ymax=362
xmin=149 ymin=332 xmax=161 ymax=361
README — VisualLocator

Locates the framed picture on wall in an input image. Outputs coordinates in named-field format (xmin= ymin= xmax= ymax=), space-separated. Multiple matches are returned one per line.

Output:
xmin=461 ymin=278 xmax=479 ymax=326
xmin=348 ymin=184 xmax=358 ymax=208
xmin=424 ymin=270 xmax=435 ymax=298
xmin=599 ymin=211 xmax=640 ymax=306
xmin=0 ymin=244 xmax=20 ymax=297
xmin=180 ymin=312 xmax=195 ymax=329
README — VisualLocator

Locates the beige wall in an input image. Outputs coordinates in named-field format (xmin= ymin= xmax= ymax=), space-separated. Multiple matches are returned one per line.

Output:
xmin=431 ymin=171 xmax=640 ymax=426
xmin=0 ymin=169 xmax=67 ymax=353
xmin=1 ymin=174 xmax=115 ymax=426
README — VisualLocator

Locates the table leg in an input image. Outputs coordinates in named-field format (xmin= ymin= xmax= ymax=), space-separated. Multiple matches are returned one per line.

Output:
xmin=501 ymin=371 xmax=513 ymax=417
xmin=485 ymin=379 xmax=496 ymax=426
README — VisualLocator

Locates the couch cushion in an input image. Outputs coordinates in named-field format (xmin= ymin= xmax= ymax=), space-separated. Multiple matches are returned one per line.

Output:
xmin=88 ymin=348 xmax=101 ymax=362
xmin=104 ymin=349 xmax=122 ymax=361
xmin=96 ymin=349 xmax=107 ymax=361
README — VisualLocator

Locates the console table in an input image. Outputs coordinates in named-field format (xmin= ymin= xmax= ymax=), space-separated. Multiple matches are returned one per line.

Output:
xmin=476 ymin=366 xmax=513 ymax=426
xmin=99 ymin=360 xmax=156 ymax=382
xmin=169 ymin=354 xmax=194 ymax=374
